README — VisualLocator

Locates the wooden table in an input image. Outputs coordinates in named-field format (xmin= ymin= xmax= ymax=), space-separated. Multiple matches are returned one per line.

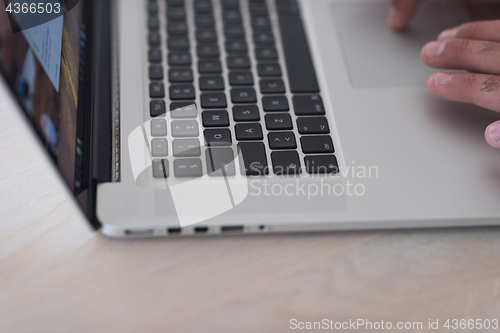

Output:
xmin=2 ymin=85 xmax=500 ymax=333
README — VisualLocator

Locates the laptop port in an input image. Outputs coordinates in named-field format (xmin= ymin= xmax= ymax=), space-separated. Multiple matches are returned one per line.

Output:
xmin=167 ymin=227 xmax=182 ymax=235
xmin=221 ymin=225 xmax=244 ymax=233
xmin=125 ymin=229 xmax=155 ymax=236
xmin=194 ymin=226 xmax=209 ymax=234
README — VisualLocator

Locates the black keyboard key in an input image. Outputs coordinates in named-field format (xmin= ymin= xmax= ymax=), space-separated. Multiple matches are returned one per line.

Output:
xmin=253 ymin=32 xmax=274 ymax=45
xmin=150 ymin=82 xmax=165 ymax=98
xmin=170 ymin=85 xmax=195 ymax=100
xmin=235 ymin=123 xmax=263 ymax=140
xmin=196 ymin=29 xmax=217 ymax=43
xmin=169 ymin=69 xmax=193 ymax=82
xmin=225 ymin=40 xmax=248 ymax=54
xmin=249 ymin=3 xmax=269 ymax=16
xmin=201 ymin=93 xmax=227 ymax=108
xmin=167 ymin=22 xmax=188 ymax=35
xmin=202 ymin=110 xmax=230 ymax=127
xmin=195 ymin=14 xmax=215 ymax=27
xmin=151 ymin=138 xmax=168 ymax=157
xmin=167 ymin=7 xmax=186 ymax=20
xmin=199 ymin=76 xmax=225 ymax=90
xmin=204 ymin=128 xmax=232 ymax=146
xmin=279 ymin=17 xmax=320 ymax=93
xmin=206 ymin=148 xmax=236 ymax=176
xmin=251 ymin=17 xmax=272 ymax=31
xmin=223 ymin=11 xmax=242 ymax=24
xmin=293 ymin=95 xmax=325 ymax=116
xmin=222 ymin=0 xmax=239 ymax=10
xmin=194 ymin=0 xmax=213 ymax=14
xmin=148 ymin=33 xmax=161 ymax=47
xmin=224 ymin=25 xmax=245 ymax=39
xmin=265 ymin=113 xmax=293 ymax=130
xmin=300 ymin=136 xmax=334 ymax=154
xmin=238 ymin=142 xmax=269 ymax=175
xmin=150 ymin=100 xmax=166 ymax=117
xmin=152 ymin=159 xmax=169 ymax=178
xmin=262 ymin=96 xmax=289 ymax=111
xmin=227 ymin=56 xmax=251 ymax=69
xmin=255 ymin=47 xmax=278 ymax=60
xmin=276 ymin=0 xmax=300 ymax=17
xmin=151 ymin=118 xmax=168 ymax=137
xmin=148 ymin=17 xmax=159 ymax=31
xmin=297 ymin=117 xmax=330 ymax=134
xmin=168 ymin=37 xmax=190 ymax=50
xmin=168 ymin=53 xmax=191 ymax=66
xmin=197 ymin=44 xmax=220 ymax=58
xmin=304 ymin=155 xmax=338 ymax=174
xmin=271 ymin=151 xmax=301 ymax=175
xmin=198 ymin=60 xmax=222 ymax=73
xmin=268 ymin=132 xmax=297 ymax=149
xmin=257 ymin=63 xmax=282 ymax=76
xmin=170 ymin=102 xmax=198 ymax=118
xmin=149 ymin=66 xmax=163 ymax=80
xmin=171 ymin=120 xmax=199 ymax=137
xmin=148 ymin=2 xmax=159 ymax=15
xmin=233 ymin=105 xmax=260 ymax=122
xmin=229 ymin=72 xmax=254 ymax=85
xmin=231 ymin=88 xmax=257 ymax=103
xmin=174 ymin=158 xmax=203 ymax=177
xmin=173 ymin=139 xmax=201 ymax=157
xmin=260 ymin=79 xmax=285 ymax=94
xmin=149 ymin=48 xmax=162 ymax=63
xmin=166 ymin=0 xmax=184 ymax=6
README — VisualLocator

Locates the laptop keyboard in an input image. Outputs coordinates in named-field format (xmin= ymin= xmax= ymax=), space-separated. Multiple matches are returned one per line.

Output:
xmin=146 ymin=0 xmax=339 ymax=178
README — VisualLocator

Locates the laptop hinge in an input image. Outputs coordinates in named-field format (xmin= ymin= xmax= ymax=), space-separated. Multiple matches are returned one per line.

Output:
xmin=90 ymin=0 xmax=113 ymax=183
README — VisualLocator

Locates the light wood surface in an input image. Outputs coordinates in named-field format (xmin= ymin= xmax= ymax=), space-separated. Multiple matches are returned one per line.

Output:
xmin=2 ymin=86 xmax=500 ymax=333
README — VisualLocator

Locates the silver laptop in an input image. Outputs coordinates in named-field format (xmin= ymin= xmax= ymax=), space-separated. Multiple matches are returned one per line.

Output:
xmin=1 ymin=0 xmax=500 ymax=238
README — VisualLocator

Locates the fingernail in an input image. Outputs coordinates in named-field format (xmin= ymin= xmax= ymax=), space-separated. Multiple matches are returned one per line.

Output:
xmin=434 ymin=73 xmax=453 ymax=86
xmin=438 ymin=28 xmax=458 ymax=40
xmin=426 ymin=41 xmax=446 ymax=58
xmin=489 ymin=122 xmax=500 ymax=142
xmin=387 ymin=6 xmax=399 ymax=26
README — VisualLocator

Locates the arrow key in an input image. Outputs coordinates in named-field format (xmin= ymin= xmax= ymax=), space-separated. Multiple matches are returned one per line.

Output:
xmin=268 ymin=132 xmax=296 ymax=150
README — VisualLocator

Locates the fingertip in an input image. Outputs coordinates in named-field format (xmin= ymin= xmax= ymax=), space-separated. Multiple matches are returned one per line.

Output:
xmin=387 ymin=6 xmax=408 ymax=31
xmin=485 ymin=121 xmax=500 ymax=148
xmin=438 ymin=28 xmax=458 ymax=41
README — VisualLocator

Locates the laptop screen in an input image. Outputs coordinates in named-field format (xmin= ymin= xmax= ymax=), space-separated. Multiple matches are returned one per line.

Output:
xmin=0 ymin=1 xmax=91 ymax=198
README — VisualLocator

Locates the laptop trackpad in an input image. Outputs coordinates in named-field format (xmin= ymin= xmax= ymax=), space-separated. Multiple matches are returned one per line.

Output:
xmin=332 ymin=1 xmax=470 ymax=88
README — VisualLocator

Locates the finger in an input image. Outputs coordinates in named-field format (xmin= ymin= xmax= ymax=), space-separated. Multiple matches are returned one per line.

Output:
xmin=438 ymin=20 xmax=500 ymax=42
xmin=387 ymin=0 xmax=422 ymax=30
xmin=422 ymin=39 xmax=500 ymax=75
xmin=485 ymin=120 xmax=500 ymax=148
xmin=427 ymin=72 xmax=500 ymax=112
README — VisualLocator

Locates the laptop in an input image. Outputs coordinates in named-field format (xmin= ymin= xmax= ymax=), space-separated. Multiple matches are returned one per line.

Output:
xmin=1 ymin=0 xmax=500 ymax=238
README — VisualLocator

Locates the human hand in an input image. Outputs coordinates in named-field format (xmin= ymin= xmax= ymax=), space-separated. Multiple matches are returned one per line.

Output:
xmin=421 ymin=20 xmax=500 ymax=148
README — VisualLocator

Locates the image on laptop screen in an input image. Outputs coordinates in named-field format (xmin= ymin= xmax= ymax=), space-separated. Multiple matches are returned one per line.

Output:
xmin=0 ymin=1 xmax=88 ymax=196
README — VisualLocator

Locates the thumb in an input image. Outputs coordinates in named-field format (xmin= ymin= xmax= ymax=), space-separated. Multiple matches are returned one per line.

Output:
xmin=485 ymin=121 xmax=500 ymax=148
xmin=387 ymin=0 xmax=422 ymax=31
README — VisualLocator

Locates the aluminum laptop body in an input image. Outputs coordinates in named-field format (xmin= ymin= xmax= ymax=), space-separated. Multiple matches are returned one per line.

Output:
xmin=1 ymin=0 xmax=499 ymax=237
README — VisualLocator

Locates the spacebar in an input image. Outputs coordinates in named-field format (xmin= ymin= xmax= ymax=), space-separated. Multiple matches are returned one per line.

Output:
xmin=279 ymin=17 xmax=320 ymax=93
